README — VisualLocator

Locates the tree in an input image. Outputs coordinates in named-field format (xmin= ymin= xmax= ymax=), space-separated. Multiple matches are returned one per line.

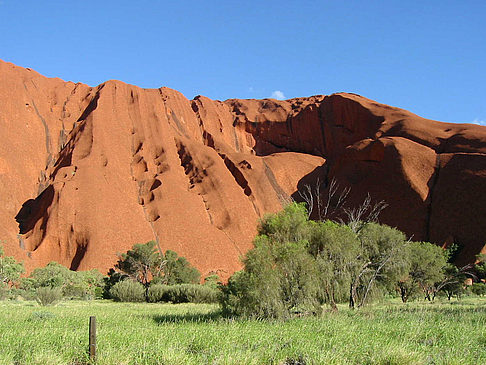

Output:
xmin=0 ymin=245 xmax=24 ymax=287
xmin=431 ymin=245 xmax=476 ymax=301
xmin=474 ymin=254 xmax=486 ymax=281
xmin=111 ymin=241 xmax=201 ymax=300
xmin=308 ymin=220 xmax=359 ymax=310
xmin=159 ymin=250 xmax=200 ymax=285
xmin=220 ymin=203 xmax=410 ymax=317
xmin=397 ymin=242 xmax=447 ymax=302
xmin=115 ymin=241 xmax=163 ymax=290
xmin=220 ymin=203 xmax=322 ymax=318
xmin=348 ymin=223 xmax=409 ymax=308
xmin=28 ymin=262 xmax=73 ymax=288
xmin=25 ymin=262 xmax=104 ymax=299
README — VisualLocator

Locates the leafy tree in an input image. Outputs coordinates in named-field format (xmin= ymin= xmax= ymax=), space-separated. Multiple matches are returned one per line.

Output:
xmin=203 ymin=274 xmax=221 ymax=289
xmin=111 ymin=241 xmax=201 ymax=300
xmin=220 ymin=204 xmax=322 ymax=318
xmin=103 ymin=268 xmax=128 ymax=299
xmin=398 ymin=242 xmax=447 ymax=302
xmin=348 ymin=223 xmax=409 ymax=308
xmin=0 ymin=245 xmax=24 ymax=287
xmin=28 ymin=262 xmax=73 ymax=289
xmin=23 ymin=262 xmax=104 ymax=300
xmin=308 ymin=220 xmax=359 ymax=310
xmin=475 ymin=254 xmax=486 ymax=281
xmin=440 ymin=264 xmax=467 ymax=300
xmin=160 ymin=250 xmax=200 ymax=285
xmin=221 ymin=203 xmax=414 ymax=317
xmin=431 ymin=245 xmax=476 ymax=301
xmin=471 ymin=282 xmax=486 ymax=296
xmin=63 ymin=269 xmax=104 ymax=299
xmin=115 ymin=241 xmax=163 ymax=289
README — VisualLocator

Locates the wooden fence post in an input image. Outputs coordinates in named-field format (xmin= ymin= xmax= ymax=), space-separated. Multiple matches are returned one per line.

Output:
xmin=89 ymin=316 xmax=96 ymax=362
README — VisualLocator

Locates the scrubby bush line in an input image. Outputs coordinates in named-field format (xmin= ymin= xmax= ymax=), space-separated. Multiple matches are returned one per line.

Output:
xmin=2 ymin=203 xmax=486 ymax=316
xmin=219 ymin=202 xmax=485 ymax=319
xmin=148 ymin=283 xmax=219 ymax=303
xmin=110 ymin=280 xmax=145 ymax=302
xmin=0 ymin=241 xmax=214 ymax=305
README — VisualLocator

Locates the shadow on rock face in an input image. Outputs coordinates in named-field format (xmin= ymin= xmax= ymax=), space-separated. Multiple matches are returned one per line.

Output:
xmin=15 ymin=185 xmax=55 ymax=236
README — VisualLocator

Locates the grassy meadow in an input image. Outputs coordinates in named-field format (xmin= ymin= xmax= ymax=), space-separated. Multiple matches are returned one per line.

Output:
xmin=0 ymin=298 xmax=485 ymax=365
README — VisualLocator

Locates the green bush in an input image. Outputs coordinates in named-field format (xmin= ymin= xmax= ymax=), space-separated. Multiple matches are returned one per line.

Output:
xmin=203 ymin=274 xmax=221 ymax=289
xmin=28 ymin=311 xmax=56 ymax=321
xmin=109 ymin=280 xmax=145 ymax=302
xmin=0 ymin=283 xmax=8 ymax=300
xmin=23 ymin=263 xmax=105 ymax=300
xmin=471 ymin=282 xmax=486 ymax=296
xmin=11 ymin=288 xmax=37 ymax=301
xmin=148 ymin=284 xmax=219 ymax=304
xmin=220 ymin=204 xmax=324 ymax=319
xmin=36 ymin=287 xmax=63 ymax=306
xmin=147 ymin=284 xmax=169 ymax=303
xmin=220 ymin=202 xmax=414 ymax=318
xmin=0 ymin=245 xmax=25 ymax=287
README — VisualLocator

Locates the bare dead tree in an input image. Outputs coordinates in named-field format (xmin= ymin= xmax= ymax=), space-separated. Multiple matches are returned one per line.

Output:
xmin=298 ymin=178 xmax=350 ymax=221
xmin=298 ymin=183 xmax=315 ymax=219
xmin=343 ymin=193 xmax=388 ymax=233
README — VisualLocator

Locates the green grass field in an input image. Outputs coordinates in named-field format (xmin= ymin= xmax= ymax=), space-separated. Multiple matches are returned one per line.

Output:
xmin=0 ymin=298 xmax=485 ymax=365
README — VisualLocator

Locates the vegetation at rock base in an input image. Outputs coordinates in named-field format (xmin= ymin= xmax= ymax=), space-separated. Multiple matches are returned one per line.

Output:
xmin=147 ymin=284 xmax=219 ymax=304
xmin=109 ymin=279 xmax=146 ymax=302
xmin=0 ymin=244 xmax=24 ymax=287
xmin=35 ymin=286 xmax=63 ymax=306
xmin=105 ymin=240 xmax=202 ymax=301
xmin=220 ymin=202 xmax=482 ymax=319
xmin=18 ymin=261 xmax=104 ymax=301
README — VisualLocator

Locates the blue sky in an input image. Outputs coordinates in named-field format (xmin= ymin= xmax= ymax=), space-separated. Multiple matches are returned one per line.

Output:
xmin=1 ymin=1 xmax=484 ymax=124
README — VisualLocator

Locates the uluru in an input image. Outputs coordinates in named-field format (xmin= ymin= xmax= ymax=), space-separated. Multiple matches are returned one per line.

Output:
xmin=1 ymin=59 xmax=485 ymax=278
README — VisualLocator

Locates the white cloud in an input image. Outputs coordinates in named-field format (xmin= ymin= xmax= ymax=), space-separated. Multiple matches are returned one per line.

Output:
xmin=248 ymin=86 xmax=254 ymax=92
xmin=270 ymin=90 xmax=286 ymax=100
xmin=472 ymin=118 xmax=486 ymax=126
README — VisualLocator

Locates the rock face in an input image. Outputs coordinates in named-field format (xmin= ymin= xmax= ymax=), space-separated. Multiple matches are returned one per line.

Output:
xmin=1 ymin=60 xmax=485 ymax=278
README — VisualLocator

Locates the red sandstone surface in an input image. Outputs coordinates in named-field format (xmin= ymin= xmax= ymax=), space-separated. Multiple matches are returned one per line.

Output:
xmin=1 ymin=60 xmax=485 ymax=278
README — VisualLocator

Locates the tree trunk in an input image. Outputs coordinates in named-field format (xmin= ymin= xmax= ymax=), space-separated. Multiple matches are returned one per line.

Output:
xmin=349 ymin=284 xmax=355 ymax=309
xmin=400 ymin=286 xmax=408 ymax=303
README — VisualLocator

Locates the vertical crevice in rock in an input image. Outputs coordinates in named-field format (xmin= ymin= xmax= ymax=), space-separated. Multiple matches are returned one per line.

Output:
xmin=127 ymin=92 xmax=163 ymax=253
xmin=218 ymin=153 xmax=260 ymax=216
xmin=426 ymin=154 xmax=442 ymax=241
xmin=28 ymin=98 xmax=53 ymax=168
xmin=175 ymin=139 xmax=214 ymax=225
xmin=263 ymin=160 xmax=291 ymax=206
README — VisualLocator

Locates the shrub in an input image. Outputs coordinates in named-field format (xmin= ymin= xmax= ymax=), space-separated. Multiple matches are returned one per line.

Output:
xmin=0 ymin=283 xmax=8 ymax=300
xmin=148 ymin=284 xmax=219 ymax=304
xmin=30 ymin=262 xmax=73 ymax=289
xmin=21 ymin=263 xmax=105 ymax=300
xmin=220 ymin=202 xmax=412 ymax=318
xmin=147 ymin=284 xmax=170 ymax=303
xmin=36 ymin=287 xmax=63 ymax=306
xmin=11 ymin=288 xmax=37 ymax=301
xmin=161 ymin=251 xmax=201 ymax=285
xmin=28 ymin=311 xmax=56 ymax=321
xmin=0 ymin=245 xmax=25 ymax=287
xmin=203 ymin=274 xmax=221 ymax=289
xmin=471 ymin=282 xmax=486 ymax=296
xmin=109 ymin=280 xmax=145 ymax=302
